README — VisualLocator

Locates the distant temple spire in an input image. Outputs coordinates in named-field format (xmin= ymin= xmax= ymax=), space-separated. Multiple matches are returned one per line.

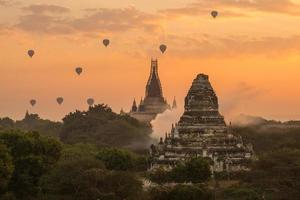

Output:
xmin=25 ymin=110 xmax=29 ymax=117
xmin=172 ymin=97 xmax=177 ymax=109
xmin=131 ymin=99 xmax=137 ymax=112
xmin=120 ymin=108 xmax=125 ymax=115
xmin=146 ymin=59 xmax=163 ymax=98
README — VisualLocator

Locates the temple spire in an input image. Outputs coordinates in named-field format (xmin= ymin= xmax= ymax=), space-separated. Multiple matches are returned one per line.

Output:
xmin=172 ymin=97 xmax=177 ymax=109
xmin=131 ymin=99 xmax=137 ymax=112
xmin=146 ymin=59 xmax=163 ymax=98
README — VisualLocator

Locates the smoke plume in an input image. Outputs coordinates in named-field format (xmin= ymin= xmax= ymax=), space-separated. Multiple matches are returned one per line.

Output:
xmin=150 ymin=106 xmax=184 ymax=140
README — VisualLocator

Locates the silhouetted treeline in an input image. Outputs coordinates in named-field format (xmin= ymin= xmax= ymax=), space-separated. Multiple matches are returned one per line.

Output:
xmin=60 ymin=104 xmax=153 ymax=150
xmin=0 ymin=112 xmax=62 ymax=137
xmin=0 ymin=104 xmax=154 ymax=151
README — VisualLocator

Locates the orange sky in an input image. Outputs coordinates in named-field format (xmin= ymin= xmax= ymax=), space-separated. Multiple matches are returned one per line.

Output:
xmin=1 ymin=0 xmax=300 ymax=121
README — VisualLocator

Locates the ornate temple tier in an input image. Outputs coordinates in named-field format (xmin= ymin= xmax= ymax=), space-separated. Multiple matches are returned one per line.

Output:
xmin=150 ymin=74 xmax=254 ymax=172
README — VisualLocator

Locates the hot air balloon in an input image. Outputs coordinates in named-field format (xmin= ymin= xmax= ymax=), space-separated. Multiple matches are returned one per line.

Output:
xmin=211 ymin=10 xmax=218 ymax=18
xmin=56 ymin=97 xmax=64 ymax=105
xmin=87 ymin=98 xmax=94 ymax=106
xmin=28 ymin=50 xmax=35 ymax=58
xmin=159 ymin=44 xmax=167 ymax=54
xmin=103 ymin=39 xmax=110 ymax=47
xmin=30 ymin=99 xmax=36 ymax=107
xmin=75 ymin=67 xmax=83 ymax=75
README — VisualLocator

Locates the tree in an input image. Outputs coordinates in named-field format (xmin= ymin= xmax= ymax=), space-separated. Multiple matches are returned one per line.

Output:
xmin=220 ymin=187 xmax=260 ymax=200
xmin=60 ymin=104 xmax=152 ymax=150
xmin=97 ymin=148 xmax=146 ymax=171
xmin=0 ymin=130 xmax=62 ymax=199
xmin=170 ymin=158 xmax=211 ymax=183
xmin=0 ymin=113 xmax=63 ymax=138
xmin=184 ymin=158 xmax=211 ymax=183
xmin=0 ymin=143 xmax=14 ymax=193
xmin=40 ymin=157 xmax=145 ymax=200
xmin=40 ymin=157 xmax=105 ymax=200
xmin=149 ymin=185 xmax=212 ymax=200
xmin=244 ymin=148 xmax=300 ymax=200
xmin=169 ymin=185 xmax=212 ymax=200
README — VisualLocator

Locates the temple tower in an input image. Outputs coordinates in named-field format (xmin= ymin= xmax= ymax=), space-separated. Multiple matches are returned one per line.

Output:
xmin=146 ymin=59 xmax=163 ymax=98
xmin=150 ymin=73 xmax=254 ymax=172
xmin=129 ymin=59 xmax=170 ymax=123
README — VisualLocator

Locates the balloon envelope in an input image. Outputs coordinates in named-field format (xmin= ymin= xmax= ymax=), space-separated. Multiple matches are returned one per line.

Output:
xmin=211 ymin=10 xmax=218 ymax=18
xmin=56 ymin=97 xmax=64 ymax=105
xmin=28 ymin=50 xmax=35 ymax=58
xmin=30 ymin=99 xmax=36 ymax=107
xmin=75 ymin=67 xmax=83 ymax=75
xmin=159 ymin=44 xmax=167 ymax=54
xmin=87 ymin=98 xmax=94 ymax=106
xmin=103 ymin=39 xmax=110 ymax=47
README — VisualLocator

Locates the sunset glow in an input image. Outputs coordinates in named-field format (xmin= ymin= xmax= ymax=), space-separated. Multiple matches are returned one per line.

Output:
xmin=1 ymin=0 xmax=300 ymax=121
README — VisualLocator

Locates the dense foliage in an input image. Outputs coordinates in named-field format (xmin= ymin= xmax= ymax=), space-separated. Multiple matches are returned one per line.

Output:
xmin=0 ymin=131 xmax=62 ymax=199
xmin=1 ymin=112 xmax=300 ymax=199
xmin=96 ymin=148 xmax=148 ymax=171
xmin=60 ymin=104 xmax=153 ymax=149
xmin=149 ymin=184 xmax=213 ymax=200
xmin=219 ymin=124 xmax=300 ymax=200
xmin=149 ymin=157 xmax=211 ymax=184
xmin=0 ymin=114 xmax=62 ymax=138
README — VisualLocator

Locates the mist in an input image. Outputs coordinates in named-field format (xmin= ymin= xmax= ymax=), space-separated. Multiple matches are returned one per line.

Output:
xmin=150 ymin=105 xmax=184 ymax=140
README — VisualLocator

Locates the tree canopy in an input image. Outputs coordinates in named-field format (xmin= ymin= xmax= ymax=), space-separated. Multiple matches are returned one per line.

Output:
xmin=0 ymin=130 xmax=62 ymax=199
xmin=60 ymin=104 xmax=153 ymax=149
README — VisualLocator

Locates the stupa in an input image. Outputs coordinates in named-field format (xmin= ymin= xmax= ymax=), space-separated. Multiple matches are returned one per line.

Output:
xmin=150 ymin=74 xmax=254 ymax=172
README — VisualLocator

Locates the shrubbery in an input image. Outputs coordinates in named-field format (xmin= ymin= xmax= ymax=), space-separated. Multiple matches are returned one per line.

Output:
xmin=149 ymin=157 xmax=211 ymax=184
xmin=0 ymin=130 xmax=62 ymax=199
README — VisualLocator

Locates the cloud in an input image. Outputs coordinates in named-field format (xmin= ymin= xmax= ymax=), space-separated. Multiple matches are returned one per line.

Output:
xmin=23 ymin=4 xmax=70 ymax=14
xmin=14 ymin=5 xmax=161 ymax=35
xmin=160 ymin=4 xmax=247 ymax=18
xmin=214 ymin=0 xmax=300 ymax=15
xmin=70 ymin=7 xmax=160 ymax=33
xmin=220 ymin=82 xmax=268 ymax=117
xmin=160 ymin=0 xmax=300 ymax=17
xmin=164 ymin=34 xmax=300 ymax=58
xmin=151 ymin=106 xmax=184 ymax=140
xmin=0 ymin=0 xmax=18 ymax=7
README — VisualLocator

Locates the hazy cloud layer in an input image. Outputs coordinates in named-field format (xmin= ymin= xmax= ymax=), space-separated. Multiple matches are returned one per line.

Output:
xmin=161 ymin=0 xmax=300 ymax=17
xmin=0 ymin=0 xmax=17 ymax=7
xmin=220 ymin=82 xmax=269 ymax=117
xmin=165 ymin=34 xmax=300 ymax=57
xmin=14 ymin=5 xmax=161 ymax=35
xmin=23 ymin=4 xmax=70 ymax=14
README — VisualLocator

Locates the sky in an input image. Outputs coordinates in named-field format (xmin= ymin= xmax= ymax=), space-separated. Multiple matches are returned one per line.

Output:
xmin=1 ymin=0 xmax=300 ymax=121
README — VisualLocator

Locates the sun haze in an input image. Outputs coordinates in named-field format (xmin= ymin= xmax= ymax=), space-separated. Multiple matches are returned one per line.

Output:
xmin=1 ymin=0 xmax=300 ymax=121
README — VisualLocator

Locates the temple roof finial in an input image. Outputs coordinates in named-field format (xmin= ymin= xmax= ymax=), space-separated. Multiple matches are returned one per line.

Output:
xmin=172 ymin=97 xmax=177 ymax=109
xmin=131 ymin=98 xmax=137 ymax=112
xmin=146 ymin=59 xmax=163 ymax=98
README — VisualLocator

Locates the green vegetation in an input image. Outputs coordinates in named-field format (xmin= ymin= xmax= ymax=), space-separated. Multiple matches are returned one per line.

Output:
xmin=149 ymin=157 xmax=211 ymax=184
xmin=96 ymin=148 xmax=148 ymax=171
xmin=60 ymin=104 xmax=153 ymax=149
xmin=0 ymin=113 xmax=62 ymax=138
xmin=1 ymin=110 xmax=300 ymax=199
xmin=0 ymin=130 xmax=62 ymax=199
xmin=218 ymin=124 xmax=300 ymax=200
xmin=149 ymin=184 xmax=213 ymax=200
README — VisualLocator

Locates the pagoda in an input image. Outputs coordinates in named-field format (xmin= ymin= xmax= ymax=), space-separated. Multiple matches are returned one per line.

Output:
xmin=129 ymin=59 xmax=170 ymax=123
xmin=150 ymin=74 xmax=254 ymax=172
